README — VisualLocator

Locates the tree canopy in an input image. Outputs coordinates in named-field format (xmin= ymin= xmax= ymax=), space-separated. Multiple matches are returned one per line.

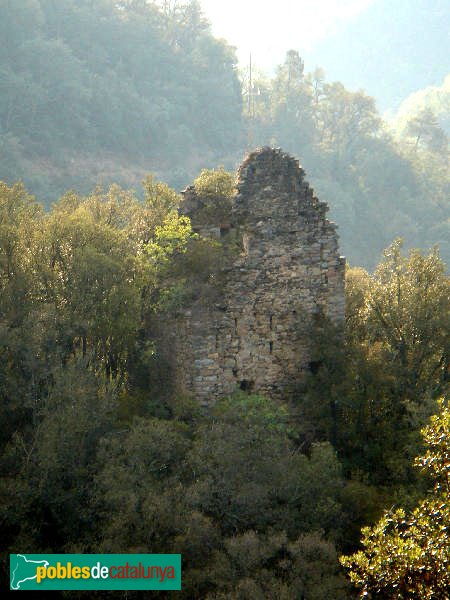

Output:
xmin=0 ymin=171 xmax=448 ymax=597
xmin=341 ymin=399 xmax=450 ymax=599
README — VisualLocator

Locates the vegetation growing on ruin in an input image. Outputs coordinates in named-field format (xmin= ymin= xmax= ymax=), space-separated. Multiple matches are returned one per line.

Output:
xmin=0 ymin=174 xmax=448 ymax=597
xmin=0 ymin=2 xmax=448 ymax=597
xmin=192 ymin=167 xmax=235 ymax=225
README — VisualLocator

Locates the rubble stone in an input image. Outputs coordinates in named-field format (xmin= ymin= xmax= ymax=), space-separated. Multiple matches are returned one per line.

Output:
xmin=170 ymin=147 xmax=345 ymax=405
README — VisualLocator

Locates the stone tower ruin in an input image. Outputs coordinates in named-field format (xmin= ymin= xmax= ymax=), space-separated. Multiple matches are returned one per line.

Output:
xmin=172 ymin=147 xmax=345 ymax=405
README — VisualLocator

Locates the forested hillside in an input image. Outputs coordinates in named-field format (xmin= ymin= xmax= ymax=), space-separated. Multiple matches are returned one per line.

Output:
xmin=0 ymin=0 xmax=242 ymax=195
xmin=0 ymin=2 xmax=448 ymax=269
xmin=0 ymin=178 xmax=448 ymax=597
xmin=305 ymin=0 xmax=450 ymax=111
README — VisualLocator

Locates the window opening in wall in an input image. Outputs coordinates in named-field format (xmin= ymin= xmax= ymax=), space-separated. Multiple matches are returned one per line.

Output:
xmin=308 ymin=361 xmax=322 ymax=374
xmin=269 ymin=341 xmax=273 ymax=354
xmin=269 ymin=315 xmax=273 ymax=330
xmin=239 ymin=380 xmax=254 ymax=392
xmin=234 ymin=318 xmax=238 ymax=334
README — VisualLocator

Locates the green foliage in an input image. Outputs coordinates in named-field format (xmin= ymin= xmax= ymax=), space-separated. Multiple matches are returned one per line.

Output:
xmin=298 ymin=241 xmax=448 ymax=490
xmin=169 ymin=236 xmax=229 ymax=308
xmin=1 ymin=357 xmax=118 ymax=550
xmin=94 ymin=416 xmax=191 ymax=552
xmin=143 ymin=174 xmax=181 ymax=220
xmin=193 ymin=167 xmax=235 ymax=224
xmin=416 ymin=399 xmax=450 ymax=486
xmin=212 ymin=392 xmax=292 ymax=433
xmin=0 ymin=43 xmax=448 ymax=590
xmin=0 ymin=176 xmax=447 ymax=599
xmin=406 ymin=108 xmax=448 ymax=153
xmin=88 ymin=393 xmax=349 ymax=598
xmin=194 ymin=167 xmax=235 ymax=199
xmin=393 ymin=73 xmax=450 ymax=137
xmin=203 ymin=530 xmax=349 ymax=600
xmin=341 ymin=399 xmax=450 ymax=598
xmin=0 ymin=4 xmax=448 ymax=269
xmin=143 ymin=206 xmax=233 ymax=311
xmin=179 ymin=237 xmax=224 ymax=280
xmin=0 ymin=0 xmax=242 ymax=197
xmin=366 ymin=239 xmax=449 ymax=398
xmin=146 ymin=211 xmax=195 ymax=266
xmin=244 ymin=49 xmax=449 ymax=268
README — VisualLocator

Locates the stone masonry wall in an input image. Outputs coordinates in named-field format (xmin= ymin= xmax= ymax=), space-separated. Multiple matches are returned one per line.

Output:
xmin=172 ymin=148 xmax=345 ymax=406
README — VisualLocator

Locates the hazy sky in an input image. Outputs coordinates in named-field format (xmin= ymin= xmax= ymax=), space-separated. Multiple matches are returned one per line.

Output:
xmin=200 ymin=0 xmax=376 ymax=72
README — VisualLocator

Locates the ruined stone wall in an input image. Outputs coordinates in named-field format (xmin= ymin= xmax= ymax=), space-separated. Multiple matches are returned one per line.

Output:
xmin=172 ymin=148 xmax=345 ymax=406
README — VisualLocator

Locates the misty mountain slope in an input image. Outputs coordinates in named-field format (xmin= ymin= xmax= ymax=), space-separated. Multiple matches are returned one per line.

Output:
xmin=305 ymin=0 xmax=450 ymax=111
xmin=0 ymin=0 xmax=243 ymax=199
xmin=0 ymin=2 xmax=447 ymax=269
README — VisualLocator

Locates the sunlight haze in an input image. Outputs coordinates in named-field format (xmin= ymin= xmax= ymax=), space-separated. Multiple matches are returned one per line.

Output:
xmin=200 ymin=0 xmax=376 ymax=71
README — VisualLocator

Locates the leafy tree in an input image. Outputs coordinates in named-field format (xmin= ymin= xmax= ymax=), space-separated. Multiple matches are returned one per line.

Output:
xmin=192 ymin=167 xmax=235 ymax=223
xmin=341 ymin=399 xmax=450 ymax=599
xmin=269 ymin=51 xmax=315 ymax=154
xmin=1 ymin=357 xmax=118 ymax=550
xmin=406 ymin=108 xmax=448 ymax=153
xmin=93 ymin=416 xmax=191 ymax=553
xmin=298 ymin=240 xmax=449 ymax=486
xmin=37 ymin=201 xmax=141 ymax=378
xmin=143 ymin=173 xmax=181 ymax=224
xmin=0 ymin=182 xmax=44 ymax=452
xmin=89 ymin=393 xmax=350 ymax=599
xmin=193 ymin=166 xmax=235 ymax=199
xmin=203 ymin=530 xmax=349 ymax=600
xmin=363 ymin=239 xmax=449 ymax=401
xmin=314 ymin=82 xmax=381 ymax=169
xmin=185 ymin=394 xmax=345 ymax=539
xmin=146 ymin=211 xmax=194 ymax=265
